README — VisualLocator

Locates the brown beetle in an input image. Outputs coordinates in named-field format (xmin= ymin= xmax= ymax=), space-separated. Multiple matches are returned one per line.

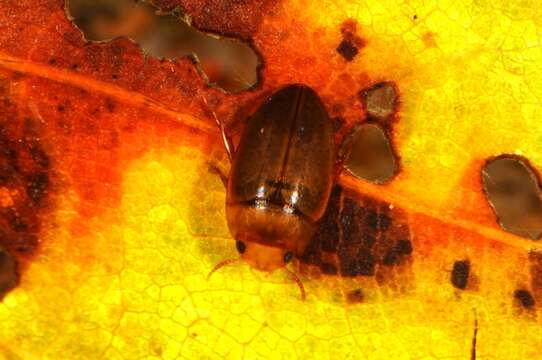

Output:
xmin=207 ymin=84 xmax=335 ymax=298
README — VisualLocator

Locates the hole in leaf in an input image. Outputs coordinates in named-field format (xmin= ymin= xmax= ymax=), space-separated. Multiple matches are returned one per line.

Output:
xmin=362 ymin=82 xmax=397 ymax=119
xmin=482 ymin=155 xmax=542 ymax=240
xmin=343 ymin=123 xmax=397 ymax=184
xmin=66 ymin=0 xmax=260 ymax=93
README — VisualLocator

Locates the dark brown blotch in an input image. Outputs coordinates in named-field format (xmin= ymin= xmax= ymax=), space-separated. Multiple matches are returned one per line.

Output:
xmin=301 ymin=186 xmax=413 ymax=287
xmin=451 ymin=260 xmax=470 ymax=290
xmin=337 ymin=19 xmax=365 ymax=62
xmin=12 ymin=233 xmax=39 ymax=255
xmin=482 ymin=155 xmax=542 ymax=240
xmin=346 ymin=288 xmax=364 ymax=303
xmin=382 ymin=239 xmax=412 ymax=266
xmin=361 ymin=232 xmax=376 ymax=248
xmin=105 ymin=99 xmax=116 ymax=113
xmin=336 ymin=40 xmax=358 ymax=61
xmin=339 ymin=255 xmax=363 ymax=277
xmin=30 ymin=145 xmax=50 ymax=169
xmin=321 ymin=262 xmax=338 ymax=275
xmin=514 ymin=289 xmax=535 ymax=309
xmin=356 ymin=248 xmax=375 ymax=275
xmin=0 ymin=123 xmax=52 ymax=262
xmin=0 ymin=248 xmax=18 ymax=297
xmin=6 ymin=209 xmax=29 ymax=232
xmin=26 ymin=172 xmax=49 ymax=205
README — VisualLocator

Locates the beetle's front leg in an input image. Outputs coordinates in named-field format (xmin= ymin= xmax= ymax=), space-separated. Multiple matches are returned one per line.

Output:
xmin=207 ymin=162 xmax=228 ymax=188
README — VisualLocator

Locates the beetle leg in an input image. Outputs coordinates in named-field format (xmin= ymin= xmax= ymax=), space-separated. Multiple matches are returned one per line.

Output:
xmin=201 ymin=96 xmax=235 ymax=162
xmin=216 ymin=115 xmax=235 ymax=163
xmin=208 ymin=162 xmax=228 ymax=188
xmin=334 ymin=125 xmax=359 ymax=179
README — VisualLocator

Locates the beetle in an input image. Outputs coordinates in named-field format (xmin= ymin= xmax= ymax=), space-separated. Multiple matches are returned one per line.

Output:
xmin=207 ymin=84 xmax=336 ymax=299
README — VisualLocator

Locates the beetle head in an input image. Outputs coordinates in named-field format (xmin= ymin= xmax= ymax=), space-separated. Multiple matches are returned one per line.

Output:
xmin=207 ymin=239 xmax=305 ymax=300
xmin=235 ymin=240 xmax=294 ymax=272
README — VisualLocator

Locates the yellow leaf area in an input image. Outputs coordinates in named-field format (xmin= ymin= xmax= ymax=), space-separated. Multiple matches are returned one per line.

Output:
xmin=0 ymin=0 xmax=542 ymax=359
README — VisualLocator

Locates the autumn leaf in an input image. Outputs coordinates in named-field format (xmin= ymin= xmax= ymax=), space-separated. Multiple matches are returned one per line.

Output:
xmin=0 ymin=0 xmax=541 ymax=359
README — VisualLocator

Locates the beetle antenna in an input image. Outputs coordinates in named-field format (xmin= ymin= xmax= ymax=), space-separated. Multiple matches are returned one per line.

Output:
xmin=200 ymin=95 xmax=234 ymax=162
xmin=284 ymin=268 xmax=306 ymax=301
xmin=207 ymin=258 xmax=240 ymax=280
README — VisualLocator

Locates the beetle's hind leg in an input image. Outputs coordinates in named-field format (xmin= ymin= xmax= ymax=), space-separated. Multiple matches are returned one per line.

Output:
xmin=201 ymin=96 xmax=235 ymax=162
xmin=213 ymin=112 xmax=235 ymax=163
xmin=334 ymin=124 xmax=359 ymax=179
xmin=208 ymin=162 xmax=228 ymax=188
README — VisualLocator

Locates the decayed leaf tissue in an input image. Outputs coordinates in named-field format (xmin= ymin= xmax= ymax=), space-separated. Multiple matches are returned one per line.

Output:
xmin=0 ymin=0 xmax=541 ymax=359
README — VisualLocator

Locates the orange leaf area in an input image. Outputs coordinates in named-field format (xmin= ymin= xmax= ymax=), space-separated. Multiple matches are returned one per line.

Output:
xmin=0 ymin=0 xmax=541 ymax=359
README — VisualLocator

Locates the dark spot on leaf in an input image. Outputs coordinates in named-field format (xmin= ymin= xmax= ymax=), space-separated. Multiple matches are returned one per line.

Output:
xmin=346 ymin=289 xmax=364 ymax=303
xmin=105 ymin=99 xmax=116 ymax=113
xmin=321 ymin=262 xmax=338 ymax=275
xmin=364 ymin=209 xmax=378 ymax=230
xmin=451 ymin=260 xmax=470 ymax=290
xmin=356 ymin=249 xmax=375 ymax=275
xmin=306 ymin=186 xmax=342 ymax=254
xmin=337 ymin=19 xmax=365 ymax=62
xmin=378 ymin=212 xmax=392 ymax=231
xmin=361 ymin=232 xmax=376 ymax=248
xmin=6 ymin=210 xmax=29 ymax=232
xmin=337 ymin=40 xmax=358 ymax=61
xmin=395 ymin=239 xmax=413 ymax=255
xmin=482 ymin=155 xmax=542 ymax=240
xmin=364 ymin=209 xmax=391 ymax=231
xmin=26 ymin=172 xmax=49 ymax=205
xmin=0 ymin=248 xmax=18 ymax=297
xmin=514 ymin=289 xmax=535 ymax=309
xmin=12 ymin=233 xmax=39 ymax=255
xmin=383 ymin=240 xmax=412 ymax=266
xmin=340 ymin=257 xmax=362 ymax=276
xmin=30 ymin=145 xmax=50 ymax=169
xmin=0 ymin=116 xmax=54 ymax=301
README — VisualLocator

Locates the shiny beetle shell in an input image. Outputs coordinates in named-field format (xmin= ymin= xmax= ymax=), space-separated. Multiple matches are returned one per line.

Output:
xmin=226 ymin=84 xmax=335 ymax=271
